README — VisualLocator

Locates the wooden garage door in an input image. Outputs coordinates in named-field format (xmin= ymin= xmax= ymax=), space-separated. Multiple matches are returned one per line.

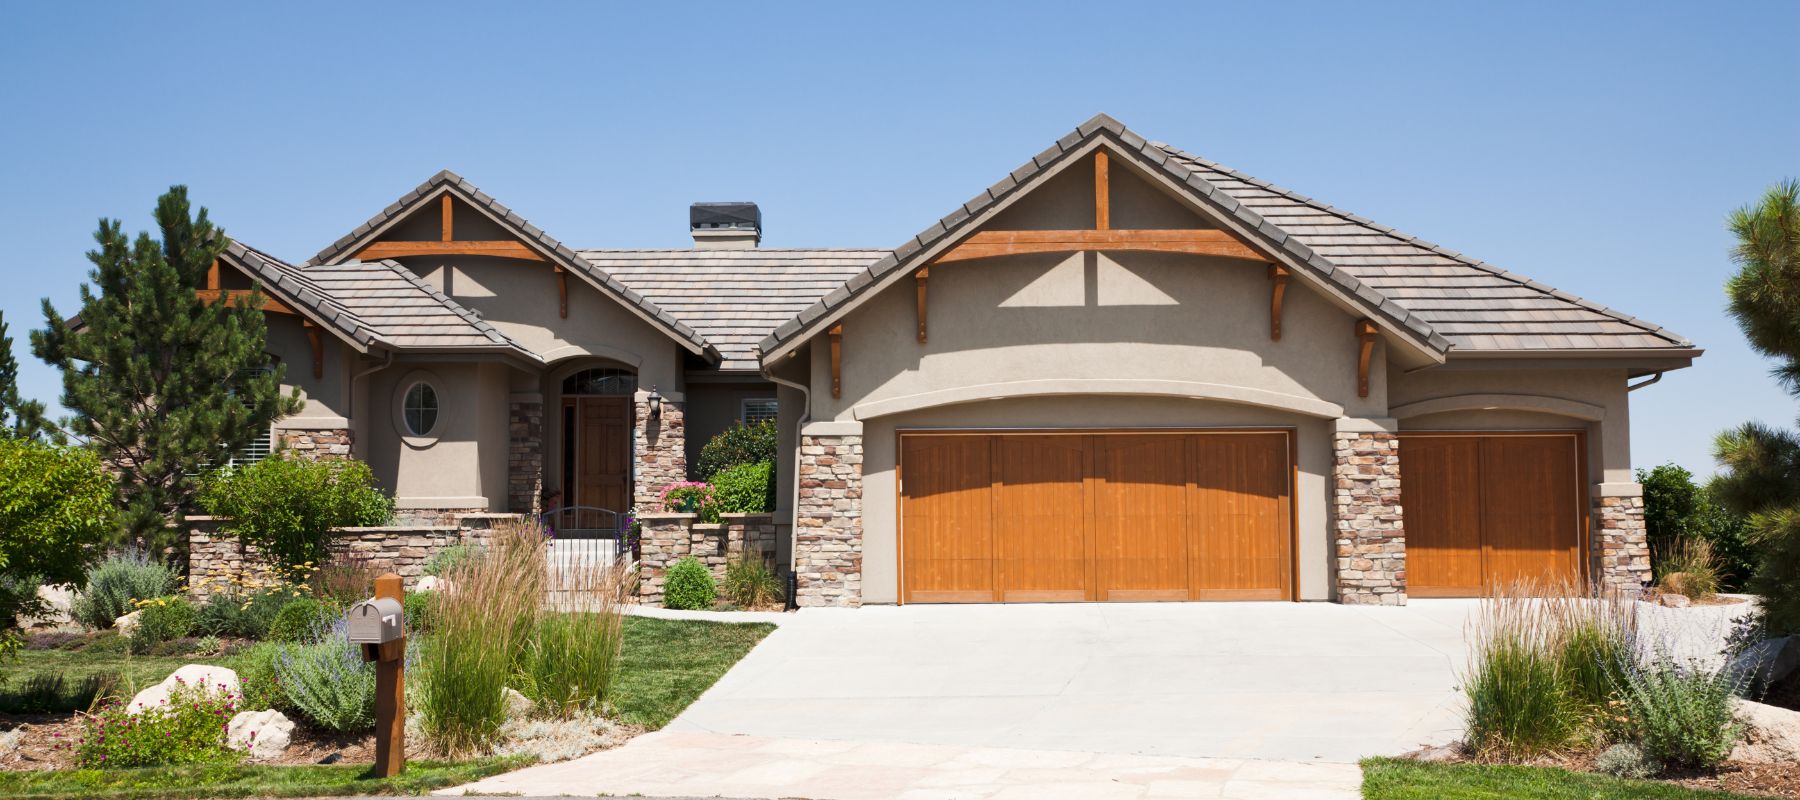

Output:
xmin=900 ymin=431 xmax=1291 ymax=603
xmin=1401 ymin=433 xmax=1585 ymax=597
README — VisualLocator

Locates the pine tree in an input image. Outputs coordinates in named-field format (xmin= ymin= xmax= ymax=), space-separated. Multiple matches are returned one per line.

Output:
xmin=32 ymin=187 xmax=303 ymax=542
xmin=1712 ymin=179 xmax=1800 ymax=632
xmin=0 ymin=309 xmax=54 ymax=441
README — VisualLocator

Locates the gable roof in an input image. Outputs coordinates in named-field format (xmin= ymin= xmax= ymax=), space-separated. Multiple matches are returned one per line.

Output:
xmin=578 ymin=249 xmax=885 ymax=371
xmin=756 ymin=114 xmax=1694 ymax=364
xmin=307 ymin=170 xmax=720 ymax=362
xmin=226 ymin=241 xmax=537 ymax=360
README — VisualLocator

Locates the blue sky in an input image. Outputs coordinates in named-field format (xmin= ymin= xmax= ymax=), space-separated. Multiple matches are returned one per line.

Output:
xmin=1 ymin=2 xmax=1794 ymax=476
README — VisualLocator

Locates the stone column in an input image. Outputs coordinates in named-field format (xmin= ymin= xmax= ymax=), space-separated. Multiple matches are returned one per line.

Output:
xmin=1594 ymin=484 xmax=1651 ymax=594
xmin=794 ymin=425 xmax=862 ymax=608
xmin=636 ymin=512 xmax=696 ymax=606
xmin=1332 ymin=420 xmax=1406 ymax=606
xmin=279 ymin=428 xmax=353 ymax=460
xmin=508 ymin=394 xmax=544 ymax=514
xmin=634 ymin=392 xmax=687 ymax=512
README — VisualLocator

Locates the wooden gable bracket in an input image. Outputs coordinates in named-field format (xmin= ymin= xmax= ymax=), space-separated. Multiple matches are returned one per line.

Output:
xmin=1095 ymin=150 xmax=1110 ymax=231
xmin=441 ymin=194 xmax=454 ymax=241
xmin=829 ymin=323 xmax=844 ymax=399
xmin=932 ymin=229 xmax=1267 ymax=265
xmin=302 ymin=320 xmax=324 ymax=379
xmin=1355 ymin=319 xmax=1378 ymax=398
xmin=207 ymin=258 xmax=221 ymax=290
xmin=915 ymin=268 xmax=929 ymax=343
xmin=195 ymin=289 xmax=296 ymax=316
xmin=554 ymin=265 xmax=568 ymax=319
xmin=1268 ymin=265 xmax=1290 ymax=340
xmin=356 ymin=240 xmax=547 ymax=261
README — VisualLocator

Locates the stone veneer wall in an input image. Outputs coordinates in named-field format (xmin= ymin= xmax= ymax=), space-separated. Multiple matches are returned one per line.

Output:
xmin=634 ymin=398 xmax=686 ymax=511
xmin=509 ymin=397 xmax=544 ymax=514
xmin=187 ymin=513 xmax=517 ymax=599
xmin=794 ymin=434 xmax=862 ymax=608
xmin=634 ymin=512 xmax=779 ymax=606
xmin=279 ymin=428 xmax=352 ymax=460
xmin=1594 ymin=492 xmax=1651 ymax=594
xmin=1332 ymin=430 xmax=1406 ymax=606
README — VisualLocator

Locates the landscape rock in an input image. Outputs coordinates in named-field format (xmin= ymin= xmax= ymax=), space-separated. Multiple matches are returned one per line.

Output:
xmin=114 ymin=610 xmax=142 ymax=638
xmin=415 ymin=575 xmax=445 ymax=593
xmin=30 ymin=585 xmax=76 ymax=629
xmin=1659 ymin=593 xmax=1692 ymax=608
xmin=1403 ymin=743 xmax=1462 ymax=763
xmin=1731 ymin=698 xmax=1800 ymax=764
xmin=1733 ymin=635 xmax=1800 ymax=687
xmin=127 ymin=664 xmax=241 ymax=714
xmin=503 ymin=687 xmax=533 ymax=718
xmin=227 ymin=709 xmax=294 ymax=759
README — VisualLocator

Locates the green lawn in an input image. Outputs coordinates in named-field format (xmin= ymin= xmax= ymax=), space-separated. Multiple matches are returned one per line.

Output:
xmin=609 ymin=615 xmax=776 ymax=729
xmin=0 ymin=634 xmax=240 ymax=713
xmin=0 ymin=758 xmax=528 ymax=799
xmin=1361 ymin=758 xmax=1764 ymax=800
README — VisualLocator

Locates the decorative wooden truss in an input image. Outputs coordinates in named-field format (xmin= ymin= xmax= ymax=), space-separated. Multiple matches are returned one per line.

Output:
xmin=199 ymin=259 xmax=322 ymax=379
xmin=354 ymin=194 xmax=569 ymax=318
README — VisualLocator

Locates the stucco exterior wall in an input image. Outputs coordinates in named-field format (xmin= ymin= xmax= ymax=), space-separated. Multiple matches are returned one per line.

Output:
xmin=363 ymin=360 xmax=509 ymax=511
xmin=264 ymin=314 xmax=353 ymax=429
xmin=1388 ymin=367 xmax=1632 ymax=486
xmin=684 ymin=380 xmax=781 ymax=469
xmin=854 ymin=396 xmax=1333 ymax=604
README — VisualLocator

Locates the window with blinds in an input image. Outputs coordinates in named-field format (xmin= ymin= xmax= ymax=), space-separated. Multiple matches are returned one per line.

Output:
xmin=741 ymin=398 xmax=778 ymax=426
xmin=228 ymin=367 xmax=275 ymax=467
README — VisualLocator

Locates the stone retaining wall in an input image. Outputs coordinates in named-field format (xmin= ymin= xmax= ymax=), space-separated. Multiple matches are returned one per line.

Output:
xmin=187 ymin=513 xmax=518 ymax=599
xmin=635 ymin=512 xmax=779 ymax=607
xmin=277 ymin=428 xmax=352 ymax=460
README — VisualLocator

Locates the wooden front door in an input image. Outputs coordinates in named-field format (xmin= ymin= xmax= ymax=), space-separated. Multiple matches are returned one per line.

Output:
xmin=1402 ymin=433 xmax=1585 ymax=596
xmin=900 ymin=430 xmax=1292 ymax=603
xmin=573 ymin=397 xmax=631 ymax=513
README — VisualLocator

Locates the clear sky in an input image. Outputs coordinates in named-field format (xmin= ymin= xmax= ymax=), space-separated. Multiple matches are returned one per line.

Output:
xmin=1 ymin=2 xmax=1795 ymax=476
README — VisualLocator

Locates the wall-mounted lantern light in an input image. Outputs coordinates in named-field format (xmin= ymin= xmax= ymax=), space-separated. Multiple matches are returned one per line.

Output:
xmin=648 ymin=387 xmax=663 ymax=420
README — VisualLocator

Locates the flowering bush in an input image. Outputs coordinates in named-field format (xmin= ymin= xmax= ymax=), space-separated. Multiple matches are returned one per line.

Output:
xmin=66 ymin=678 xmax=244 ymax=767
xmin=129 ymin=595 xmax=197 ymax=654
xmin=277 ymin=617 xmax=376 ymax=732
xmin=658 ymin=482 xmax=719 ymax=523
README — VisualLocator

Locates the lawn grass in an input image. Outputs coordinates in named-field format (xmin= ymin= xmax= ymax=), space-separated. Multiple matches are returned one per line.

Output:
xmin=0 ymin=757 xmax=529 ymax=799
xmin=608 ymin=615 xmax=775 ymax=729
xmin=1361 ymin=758 xmax=1763 ymax=800
xmin=1 ymin=636 xmax=240 ymax=713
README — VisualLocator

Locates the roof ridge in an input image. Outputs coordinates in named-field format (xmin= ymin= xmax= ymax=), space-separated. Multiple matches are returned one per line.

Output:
xmin=1150 ymin=143 xmax=1692 ymax=348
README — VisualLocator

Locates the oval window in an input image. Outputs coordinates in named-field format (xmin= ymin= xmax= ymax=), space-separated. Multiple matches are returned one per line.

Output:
xmin=403 ymin=382 xmax=439 ymax=436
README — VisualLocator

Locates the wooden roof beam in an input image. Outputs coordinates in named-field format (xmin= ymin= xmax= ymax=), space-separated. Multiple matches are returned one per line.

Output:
xmin=931 ymin=229 xmax=1265 ymax=265
xmin=354 ymin=240 xmax=546 ymax=261
xmin=196 ymin=289 xmax=295 ymax=316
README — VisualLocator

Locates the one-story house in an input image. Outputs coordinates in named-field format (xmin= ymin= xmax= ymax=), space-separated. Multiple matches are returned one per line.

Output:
xmin=211 ymin=114 xmax=1696 ymax=607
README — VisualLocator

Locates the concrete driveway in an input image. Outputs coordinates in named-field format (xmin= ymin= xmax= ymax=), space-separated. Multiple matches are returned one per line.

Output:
xmin=671 ymin=601 xmax=1472 ymax=763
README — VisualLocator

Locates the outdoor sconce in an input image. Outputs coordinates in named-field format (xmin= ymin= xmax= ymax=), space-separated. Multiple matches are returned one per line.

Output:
xmin=648 ymin=387 xmax=663 ymax=420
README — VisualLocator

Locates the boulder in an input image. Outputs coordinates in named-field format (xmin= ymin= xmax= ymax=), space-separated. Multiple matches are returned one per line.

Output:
xmin=227 ymin=709 xmax=295 ymax=759
xmin=114 ymin=610 xmax=142 ymax=638
xmin=1732 ymin=635 xmax=1800 ymax=687
xmin=127 ymin=664 xmax=241 ymax=715
xmin=1731 ymin=698 xmax=1800 ymax=764
xmin=415 ymin=575 xmax=445 ymax=593
xmin=503 ymin=687 xmax=533 ymax=718
xmin=1659 ymin=593 xmax=1692 ymax=608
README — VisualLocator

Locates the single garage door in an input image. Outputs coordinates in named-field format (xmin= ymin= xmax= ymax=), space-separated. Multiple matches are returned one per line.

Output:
xmin=899 ymin=430 xmax=1292 ymax=603
xmin=1400 ymin=432 xmax=1586 ymax=597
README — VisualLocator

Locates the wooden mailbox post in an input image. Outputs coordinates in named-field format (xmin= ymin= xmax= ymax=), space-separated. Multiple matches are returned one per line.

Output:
xmin=352 ymin=573 xmax=406 ymax=777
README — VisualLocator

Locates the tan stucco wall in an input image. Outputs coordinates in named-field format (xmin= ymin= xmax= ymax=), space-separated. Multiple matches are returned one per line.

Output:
xmin=362 ymin=360 xmax=510 ymax=510
xmin=1389 ymin=367 xmax=1633 ymax=486
xmin=264 ymin=314 xmax=353 ymax=428
xmin=854 ymin=395 xmax=1333 ymax=604
xmin=684 ymin=380 xmax=781 ymax=468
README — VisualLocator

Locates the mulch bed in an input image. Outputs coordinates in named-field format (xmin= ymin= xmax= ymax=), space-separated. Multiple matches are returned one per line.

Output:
xmin=1411 ymin=744 xmax=1800 ymax=798
xmin=1 ymin=712 xmax=393 ymax=772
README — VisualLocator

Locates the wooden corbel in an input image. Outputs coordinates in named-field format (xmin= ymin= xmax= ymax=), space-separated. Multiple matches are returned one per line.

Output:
xmin=441 ymin=194 xmax=454 ymax=241
xmin=1355 ymin=319 xmax=1378 ymax=398
xmin=554 ymin=265 xmax=568 ymax=319
xmin=829 ymin=324 xmax=844 ymax=399
xmin=1268 ymin=265 xmax=1289 ymax=341
xmin=915 ymin=268 xmax=929 ymax=343
xmin=302 ymin=319 xmax=324 ymax=379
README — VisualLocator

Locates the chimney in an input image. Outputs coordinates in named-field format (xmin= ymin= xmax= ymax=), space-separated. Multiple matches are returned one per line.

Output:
xmin=690 ymin=202 xmax=761 ymax=249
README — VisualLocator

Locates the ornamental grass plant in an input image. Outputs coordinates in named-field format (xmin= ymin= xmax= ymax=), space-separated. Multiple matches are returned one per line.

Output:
xmin=518 ymin=560 xmax=631 ymax=719
xmin=416 ymin=519 xmax=546 ymax=755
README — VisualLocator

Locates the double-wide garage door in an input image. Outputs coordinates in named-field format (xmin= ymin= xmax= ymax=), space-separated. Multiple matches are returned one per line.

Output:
xmin=899 ymin=431 xmax=1292 ymax=603
xmin=1401 ymin=433 xmax=1586 ymax=597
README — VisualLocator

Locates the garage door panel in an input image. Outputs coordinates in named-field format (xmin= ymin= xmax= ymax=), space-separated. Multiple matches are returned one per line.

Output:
xmin=1190 ymin=433 xmax=1290 ymax=600
xmin=1402 ymin=437 xmax=1484 ymax=597
xmin=900 ymin=436 xmax=997 ymax=603
xmin=1093 ymin=435 xmax=1189 ymax=601
xmin=994 ymin=436 xmax=1089 ymax=602
xmin=1481 ymin=436 xmax=1581 ymax=589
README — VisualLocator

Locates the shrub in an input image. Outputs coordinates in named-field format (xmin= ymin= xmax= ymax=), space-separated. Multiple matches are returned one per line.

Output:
xmin=713 ymin=460 xmax=774 ymax=514
xmin=424 ymin=543 xmax=482 ymax=578
xmin=236 ymin=642 xmax=289 ymax=713
xmin=266 ymin=597 xmax=341 ymax=644
xmin=417 ymin=519 xmax=546 ymax=754
xmin=663 ymin=557 xmax=716 ymax=611
xmin=658 ymin=482 xmax=719 ymax=523
xmin=71 ymin=550 xmax=177 ymax=630
xmin=0 ymin=438 xmax=116 ymax=630
xmin=518 ymin=563 xmax=628 ymax=719
xmin=1614 ymin=651 xmax=1745 ymax=769
xmin=194 ymin=588 xmax=294 ymax=640
xmin=722 ymin=553 xmax=782 ymax=608
xmin=1639 ymin=464 xmax=1756 ymax=591
xmin=197 ymin=456 xmax=393 ymax=571
xmin=276 ymin=617 xmax=376 ymax=732
xmin=1594 ymin=742 xmax=1658 ymax=779
xmin=128 ymin=595 xmax=197 ymax=654
xmin=694 ymin=419 xmax=776 ymax=482
xmin=0 ymin=672 xmax=118 ymax=714
xmin=1656 ymin=538 xmax=1722 ymax=600
xmin=404 ymin=591 xmax=437 ymax=635
xmin=70 ymin=680 xmax=243 ymax=768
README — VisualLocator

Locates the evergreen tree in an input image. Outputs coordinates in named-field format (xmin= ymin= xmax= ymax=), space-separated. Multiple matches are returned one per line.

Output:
xmin=0 ymin=309 xmax=54 ymax=440
xmin=1712 ymin=179 xmax=1800 ymax=632
xmin=32 ymin=187 xmax=302 ymax=542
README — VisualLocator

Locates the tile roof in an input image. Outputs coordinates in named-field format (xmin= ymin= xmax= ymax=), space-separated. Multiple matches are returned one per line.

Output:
xmin=307 ymin=170 xmax=719 ymax=362
xmin=228 ymin=242 xmax=536 ymax=360
xmin=757 ymin=114 xmax=1693 ymax=362
xmin=577 ymin=249 xmax=885 ymax=371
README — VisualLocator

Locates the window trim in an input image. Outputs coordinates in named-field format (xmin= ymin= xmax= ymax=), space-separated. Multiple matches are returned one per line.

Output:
xmin=391 ymin=370 xmax=449 ymax=447
xmin=741 ymin=397 xmax=778 ymax=426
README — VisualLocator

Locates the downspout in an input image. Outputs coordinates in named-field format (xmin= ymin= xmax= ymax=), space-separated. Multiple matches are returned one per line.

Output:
xmin=764 ymin=359 xmax=810 ymax=608
xmin=1626 ymin=371 xmax=1664 ymax=392
xmin=349 ymin=350 xmax=396 ymax=455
